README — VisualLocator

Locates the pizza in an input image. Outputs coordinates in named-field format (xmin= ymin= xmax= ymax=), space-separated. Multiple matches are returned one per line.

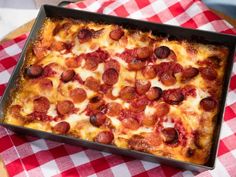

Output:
xmin=4 ymin=18 xmax=229 ymax=165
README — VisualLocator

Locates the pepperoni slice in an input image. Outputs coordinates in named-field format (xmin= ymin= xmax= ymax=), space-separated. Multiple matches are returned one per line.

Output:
xmin=61 ymin=70 xmax=75 ymax=83
xmin=90 ymin=113 xmax=107 ymax=127
xmin=200 ymin=67 xmax=217 ymax=81
xmin=128 ymin=135 xmax=149 ymax=152
xmin=161 ymin=127 xmax=178 ymax=144
xmin=109 ymin=28 xmax=124 ymax=41
xmin=181 ymin=67 xmax=199 ymax=82
xmin=69 ymin=88 xmax=87 ymax=103
xmin=9 ymin=105 xmax=22 ymax=117
xmin=200 ymin=97 xmax=217 ymax=111
xmin=84 ymin=57 xmax=99 ymax=71
xmin=53 ymin=121 xmax=70 ymax=134
xmin=163 ymin=89 xmax=184 ymax=105
xmin=85 ymin=77 xmax=100 ymax=91
xmin=142 ymin=65 xmax=156 ymax=79
xmin=137 ymin=47 xmax=152 ymax=60
xmin=50 ymin=41 xmax=65 ymax=51
xmin=121 ymin=118 xmax=140 ymax=130
xmin=130 ymin=97 xmax=149 ymax=113
xmin=128 ymin=59 xmax=146 ymax=71
xmin=88 ymin=95 xmax=105 ymax=111
xmin=65 ymin=57 xmax=80 ymax=68
xmin=160 ymin=71 xmax=176 ymax=86
xmin=105 ymin=59 xmax=120 ymax=72
xmin=119 ymin=86 xmax=136 ymax=101
xmin=107 ymin=102 xmax=122 ymax=117
xmin=39 ymin=78 xmax=53 ymax=90
xmin=135 ymin=80 xmax=151 ymax=95
xmin=56 ymin=100 xmax=74 ymax=115
xmin=102 ymin=69 xmax=119 ymax=85
xmin=145 ymin=87 xmax=162 ymax=101
xmin=33 ymin=96 xmax=50 ymax=113
xmin=142 ymin=115 xmax=157 ymax=126
xmin=154 ymin=102 xmax=170 ymax=117
xmin=207 ymin=55 xmax=221 ymax=68
xmin=154 ymin=46 xmax=171 ymax=59
xmin=95 ymin=131 xmax=114 ymax=144
xmin=26 ymin=65 xmax=43 ymax=78
xmin=77 ymin=28 xmax=93 ymax=42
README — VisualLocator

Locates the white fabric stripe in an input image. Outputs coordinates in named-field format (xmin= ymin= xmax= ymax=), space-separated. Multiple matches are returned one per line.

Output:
xmin=209 ymin=159 xmax=231 ymax=177
xmin=111 ymin=163 xmax=131 ymax=177
xmin=0 ymin=70 xmax=11 ymax=84
xmin=226 ymin=91 xmax=236 ymax=106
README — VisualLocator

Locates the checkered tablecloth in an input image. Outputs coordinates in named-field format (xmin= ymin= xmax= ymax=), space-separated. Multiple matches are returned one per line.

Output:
xmin=0 ymin=0 xmax=236 ymax=176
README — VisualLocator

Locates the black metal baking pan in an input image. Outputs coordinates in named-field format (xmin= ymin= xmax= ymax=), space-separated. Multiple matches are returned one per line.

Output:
xmin=0 ymin=5 xmax=236 ymax=172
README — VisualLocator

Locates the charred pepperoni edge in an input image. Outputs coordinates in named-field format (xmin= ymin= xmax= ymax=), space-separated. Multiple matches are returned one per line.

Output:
xmin=128 ymin=135 xmax=150 ymax=152
xmin=161 ymin=127 xmax=179 ymax=144
xmin=181 ymin=67 xmax=199 ymax=82
xmin=162 ymin=88 xmax=185 ymax=105
xmin=146 ymin=87 xmax=162 ymax=101
xmin=25 ymin=65 xmax=43 ymax=78
xmin=200 ymin=97 xmax=217 ymax=111
xmin=89 ymin=113 xmax=107 ymax=127
xmin=53 ymin=121 xmax=70 ymax=134
xmin=33 ymin=96 xmax=50 ymax=113
xmin=109 ymin=28 xmax=124 ymax=41
xmin=60 ymin=70 xmax=75 ymax=83
xmin=154 ymin=46 xmax=171 ymax=59
xmin=136 ymin=47 xmax=152 ymax=60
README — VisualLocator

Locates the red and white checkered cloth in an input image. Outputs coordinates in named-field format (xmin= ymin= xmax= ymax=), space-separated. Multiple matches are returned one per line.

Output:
xmin=1 ymin=0 xmax=236 ymax=176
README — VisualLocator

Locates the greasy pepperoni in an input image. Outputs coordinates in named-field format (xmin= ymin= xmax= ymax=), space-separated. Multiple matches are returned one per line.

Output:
xmin=61 ymin=70 xmax=75 ymax=82
xmin=130 ymin=97 xmax=149 ymax=113
xmin=161 ymin=127 xmax=178 ymax=144
xmin=137 ymin=47 xmax=152 ymax=59
xmin=208 ymin=55 xmax=221 ymax=68
xmin=102 ymin=69 xmax=119 ymax=85
xmin=200 ymin=67 xmax=217 ymax=81
xmin=128 ymin=59 xmax=146 ymax=71
xmin=142 ymin=115 xmax=157 ymax=126
xmin=119 ymin=86 xmax=136 ymax=101
xmin=77 ymin=28 xmax=93 ymax=42
xmin=155 ymin=62 xmax=183 ymax=77
xmin=154 ymin=103 xmax=170 ymax=117
xmin=39 ymin=78 xmax=53 ymax=90
xmin=109 ymin=28 xmax=124 ymax=41
xmin=142 ymin=65 xmax=156 ymax=79
xmin=9 ymin=105 xmax=22 ymax=117
xmin=135 ymin=80 xmax=151 ymax=95
xmin=33 ymin=96 xmax=50 ymax=113
xmin=85 ymin=77 xmax=100 ymax=91
xmin=88 ymin=95 xmax=105 ymax=111
xmin=69 ymin=88 xmax=87 ymax=103
xmin=105 ymin=59 xmax=120 ymax=72
xmin=53 ymin=121 xmax=70 ymax=134
xmin=95 ymin=131 xmax=114 ymax=144
xmin=128 ymin=135 xmax=149 ymax=152
xmin=163 ymin=89 xmax=184 ymax=105
xmin=145 ymin=87 xmax=162 ymax=101
xmin=160 ymin=71 xmax=176 ymax=86
xmin=200 ymin=97 xmax=217 ymax=111
xmin=107 ymin=102 xmax=122 ymax=117
xmin=65 ymin=57 xmax=80 ymax=68
xmin=27 ymin=111 xmax=52 ymax=121
xmin=90 ymin=113 xmax=107 ymax=127
xmin=26 ymin=65 xmax=43 ymax=78
xmin=50 ymin=41 xmax=65 ymax=51
xmin=154 ymin=46 xmax=171 ymax=59
xmin=84 ymin=57 xmax=99 ymax=71
xmin=181 ymin=67 xmax=199 ymax=82
xmin=121 ymin=118 xmax=140 ymax=130
xmin=56 ymin=100 xmax=74 ymax=115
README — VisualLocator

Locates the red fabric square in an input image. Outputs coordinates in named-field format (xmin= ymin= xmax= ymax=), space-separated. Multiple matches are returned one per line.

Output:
xmin=76 ymin=162 xmax=95 ymax=176
xmin=10 ymin=134 xmax=28 ymax=146
xmin=0 ymin=57 xmax=17 ymax=71
xmin=6 ymin=159 xmax=24 ymax=176
xmin=224 ymin=106 xmax=236 ymax=121
xmin=147 ymin=14 xmax=162 ymax=23
xmin=229 ymin=75 xmax=236 ymax=90
xmin=97 ymin=1 xmax=115 ymax=13
xmin=22 ymin=154 xmax=40 ymax=171
xmin=218 ymin=140 xmax=230 ymax=156
xmin=50 ymin=145 xmax=69 ymax=159
xmin=181 ymin=18 xmax=198 ymax=29
xmin=169 ymin=2 xmax=185 ymax=17
xmin=204 ymin=11 xmax=221 ymax=22
xmin=0 ymin=84 xmax=6 ymax=96
xmin=35 ymin=151 xmax=54 ymax=165
xmin=114 ymin=5 xmax=129 ymax=17
xmin=135 ymin=0 xmax=150 ymax=9
xmin=90 ymin=157 xmax=110 ymax=173
xmin=0 ymin=135 xmax=13 ymax=152
xmin=60 ymin=168 xmax=80 ymax=177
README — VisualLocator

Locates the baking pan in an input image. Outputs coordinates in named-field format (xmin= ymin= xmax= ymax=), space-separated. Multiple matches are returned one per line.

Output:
xmin=0 ymin=5 xmax=236 ymax=172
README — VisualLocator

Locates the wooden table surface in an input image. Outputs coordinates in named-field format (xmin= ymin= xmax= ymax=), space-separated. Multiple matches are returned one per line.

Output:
xmin=0 ymin=8 xmax=235 ymax=177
